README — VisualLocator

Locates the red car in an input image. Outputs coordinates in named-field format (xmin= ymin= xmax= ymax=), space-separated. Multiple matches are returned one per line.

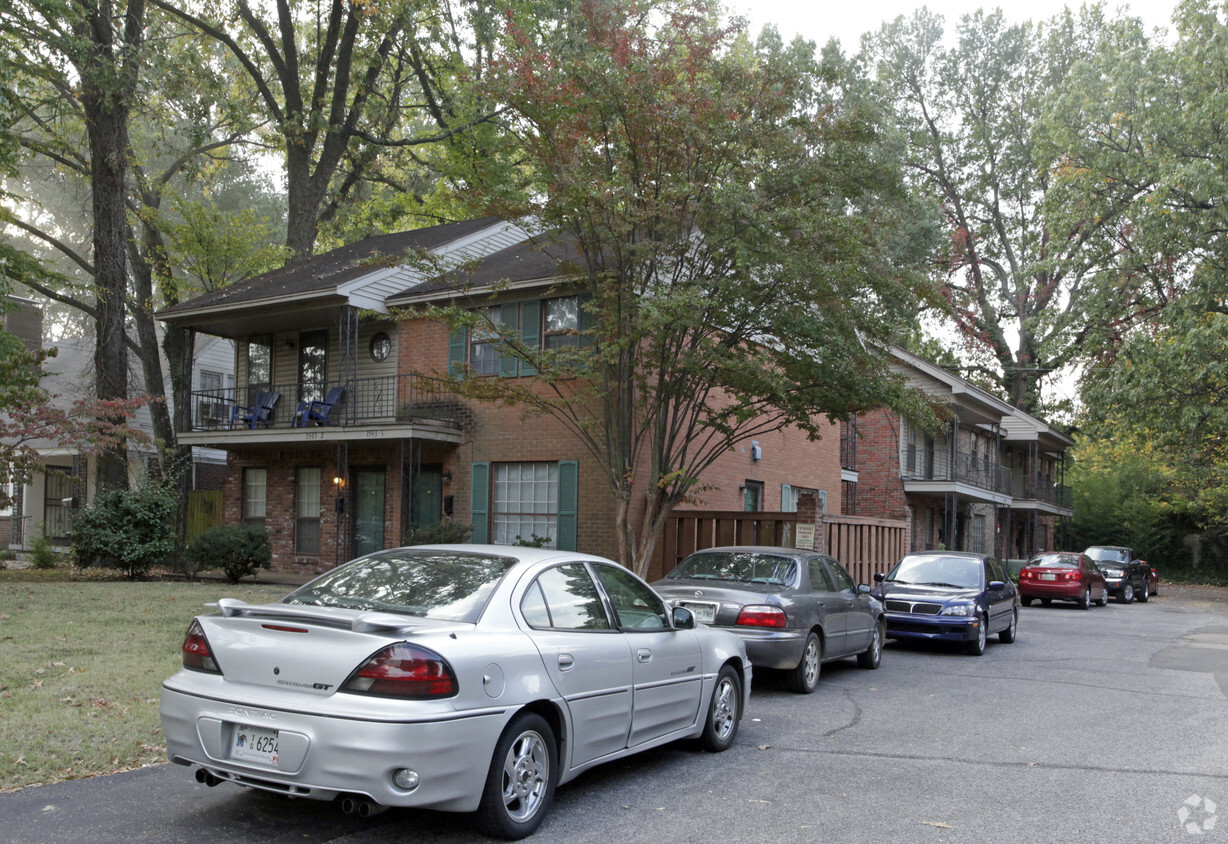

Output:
xmin=1018 ymin=552 xmax=1108 ymax=610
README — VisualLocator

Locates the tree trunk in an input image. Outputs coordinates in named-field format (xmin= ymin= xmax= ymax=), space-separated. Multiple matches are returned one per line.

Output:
xmin=75 ymin=0 xmax=146 ymax=491
xmin=82 ymin=84 xmax=131 ymax=491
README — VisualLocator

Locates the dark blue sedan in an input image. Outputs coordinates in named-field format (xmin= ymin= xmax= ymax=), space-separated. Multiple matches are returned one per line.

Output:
xmin=872 ymin=551 xmax=1018 ymax=656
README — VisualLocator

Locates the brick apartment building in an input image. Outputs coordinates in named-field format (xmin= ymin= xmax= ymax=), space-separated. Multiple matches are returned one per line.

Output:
xmin=843 ymin=347 xmax=1073 ymax=566
xmin=159 ymin=219 xmax=1072 ymax=574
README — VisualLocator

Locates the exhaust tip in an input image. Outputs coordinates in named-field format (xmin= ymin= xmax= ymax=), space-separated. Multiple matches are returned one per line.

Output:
xmin=194 ymin=768 xmax=221 ymax=787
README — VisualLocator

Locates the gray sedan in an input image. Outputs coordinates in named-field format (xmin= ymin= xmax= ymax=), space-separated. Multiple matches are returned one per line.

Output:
xmin=652 ymin=546 xmax=884 ymax=694
xmin=160 ymin=546 xmax=750 ymax=840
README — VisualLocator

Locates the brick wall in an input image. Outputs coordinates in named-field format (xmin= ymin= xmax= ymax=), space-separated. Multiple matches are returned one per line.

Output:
xmin=848 ymin=408 xmax=910 ymax=522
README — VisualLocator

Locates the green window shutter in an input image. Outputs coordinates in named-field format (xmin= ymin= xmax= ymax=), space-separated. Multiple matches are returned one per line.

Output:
xmin=519 ymin=299 xmax=540 ymax=376
xmin=556 ymin=460 xmax=578 ymax=551
xmin=499 ymin=303 xmax=519 ymax=378
xmin=448 ymin=326 xmax=466 ymax=378
xmin=470 ymin=462 xmax=490 ymax=544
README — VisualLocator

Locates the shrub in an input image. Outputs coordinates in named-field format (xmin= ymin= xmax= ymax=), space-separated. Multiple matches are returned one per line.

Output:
xmin=71 ymin=484 xmax=177 ymax=579
xmin=400 ymin=520 xmax=472 ymax=547
xmin=186 ymin=524 xmax=272 ymax=583
xmin=29 ymin=528 xmax=59 ymax=569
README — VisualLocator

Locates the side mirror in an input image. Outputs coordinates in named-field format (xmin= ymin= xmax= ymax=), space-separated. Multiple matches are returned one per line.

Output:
xmin=672 ymin=606 xmax=696 ymax=630
xmin=874 ymin=573 xmax=885 ymax=583
xmin=858 ymin=584 xmax=872 ymax=595
xmin=988 ymin=580 xmax=1006 ymax=591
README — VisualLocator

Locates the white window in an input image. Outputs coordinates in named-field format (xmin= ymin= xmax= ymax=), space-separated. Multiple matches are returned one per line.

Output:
xmin=0 ymin=481 xmax=14 ymax=518
xmin=469 ymin=307 xmax=503 ymax=376
xmin=243 ymin=468 xmax=267 ymax=526
xmin=296 ymin=467 xmax=321 ymax=554
xmin=493 ymin=463 xmax=559 ymax=547
xmin=544 ymin=297 xmax=580 ymax=348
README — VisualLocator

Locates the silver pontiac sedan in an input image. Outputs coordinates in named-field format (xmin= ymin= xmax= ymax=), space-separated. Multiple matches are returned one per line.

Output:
xmin=160 ymin=545 xmax=750 ymax=839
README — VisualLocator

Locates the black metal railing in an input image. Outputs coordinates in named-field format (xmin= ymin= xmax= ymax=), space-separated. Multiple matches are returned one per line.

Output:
xmin=186 ymin=373 xmax=464 ymax=431
xmin=1012 ymin=473 xmax=1072 ymax=508
xmin=840 ymin=429 xmax=857 ymax=471
xmin=903 ymin=448 xmax=1011 ymax=495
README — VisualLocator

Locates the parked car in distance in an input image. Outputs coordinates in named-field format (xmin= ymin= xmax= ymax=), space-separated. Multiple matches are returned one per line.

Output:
xmin=1084 ymin=546 xmax=1151 ymax=604
xmin=1018 ymin=552 xmax=1108 ymax=609
xmin=651 ymin=546 xmax=884 ymax=694
xmin=873 ymin=551 xmax=1018 ymax=656
xmin=161 ymin=546 xmax=751 ymax=840
xmin=1148 ymin=566 xmax=1160 ymax=597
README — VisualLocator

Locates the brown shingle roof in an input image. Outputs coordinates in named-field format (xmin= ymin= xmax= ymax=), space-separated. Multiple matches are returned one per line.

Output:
xmin=159 ymin=217 xmax=502 ymax=318
xmin=388 ymin=233 xmax=582 ymax=303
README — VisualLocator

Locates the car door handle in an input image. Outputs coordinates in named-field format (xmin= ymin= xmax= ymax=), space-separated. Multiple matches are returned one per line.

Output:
xmin=557 ymin=653 xmax=574 ymax=671
xmin=636 ymin=648 xmax=652 ymax=663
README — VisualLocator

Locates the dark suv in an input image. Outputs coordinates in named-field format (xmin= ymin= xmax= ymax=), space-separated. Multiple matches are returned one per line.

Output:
xmin=1083 ymin=546 xmax=1150 ymax=604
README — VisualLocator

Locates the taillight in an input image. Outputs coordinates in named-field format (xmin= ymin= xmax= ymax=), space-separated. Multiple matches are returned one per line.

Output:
xmin=735 ymin=605 xmax=788 ymax=628
xmin=1063 ymin=571 xmax=1080 ymax=581
xmin=182 ymin=619 xmax=221 ymax=673
xmin=342 ymin=643 xmax=458 ymax=699
xmin=1020 ymin=569 xmax=1033 ymax=580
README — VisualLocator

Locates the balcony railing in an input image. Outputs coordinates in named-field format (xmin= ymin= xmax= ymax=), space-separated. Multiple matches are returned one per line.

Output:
xmin=1011 ymin=473 xmax=1072 ymax=508
xmin=840 ymin=430 xmax=857 ymax=471
xmin=903 ymin=447 xmax=1012 ymax=496
xmin=186 ymin=373 xmax=465 ymax=432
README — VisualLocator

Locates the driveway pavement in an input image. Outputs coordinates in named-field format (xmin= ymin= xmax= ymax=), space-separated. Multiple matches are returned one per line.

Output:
xmin=3 ymin=586 xmax=1226 ymax=843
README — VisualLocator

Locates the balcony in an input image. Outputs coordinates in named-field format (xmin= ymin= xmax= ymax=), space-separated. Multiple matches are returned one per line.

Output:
xmin=902 ymin=447 xmax=1012 ymax=499
xmin=184 ymin=373 xmax=465 ymax=437
xmin=1011 ymin=473 xmax=1073 ymax=510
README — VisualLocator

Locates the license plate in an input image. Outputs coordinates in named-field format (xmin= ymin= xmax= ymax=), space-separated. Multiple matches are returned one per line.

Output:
xmin=1041 ymin=573 xmax=1056 ymax=581
xmin=679 ymin=602 xmax=717 ymax=624
xmin=232 ymin=724 xmax=279 ymax=765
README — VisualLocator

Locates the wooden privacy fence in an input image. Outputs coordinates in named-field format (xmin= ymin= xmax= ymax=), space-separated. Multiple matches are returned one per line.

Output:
xmin=186 ymin=490 xmax=224 ymax=543
xmin=825 ymin=514 xmax=909 ymax=586
xmin=652 ymin=510 xmax=908 ymax=585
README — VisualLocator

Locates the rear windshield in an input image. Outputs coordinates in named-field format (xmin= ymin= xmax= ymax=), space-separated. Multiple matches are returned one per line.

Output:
xmin=1029 ymin=554 xmax=1080 ymax=568
xmin=664 ymin=552 xmax=797 ymax=587
xmin=283 ymin=550 xmax=517 ymax=622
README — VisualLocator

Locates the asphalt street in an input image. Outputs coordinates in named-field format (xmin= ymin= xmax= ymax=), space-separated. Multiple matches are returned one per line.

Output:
xmin=3 ymin=587 xmax=1227 ymax=844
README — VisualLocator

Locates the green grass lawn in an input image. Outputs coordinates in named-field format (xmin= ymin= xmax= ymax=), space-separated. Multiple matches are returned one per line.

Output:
xmin=0 ymin=574 xmax=287 ymax=791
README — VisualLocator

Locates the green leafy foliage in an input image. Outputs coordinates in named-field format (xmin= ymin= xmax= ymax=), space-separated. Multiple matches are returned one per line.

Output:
xmin=1067 ymin=436 xmax=1228 ymax=584
xmin=28 ymin=527 xmax=59 ymax=569
xmin=71 ymin=483 xmax=178 ymax=579
xmin=401 ymin=520 xmax=473 ymax=547
xmin=185 ymin=524 xmax=272 ymax=584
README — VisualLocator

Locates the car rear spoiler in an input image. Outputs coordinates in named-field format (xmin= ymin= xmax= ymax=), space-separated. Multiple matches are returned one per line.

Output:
xmin=212 ymin=597 xmax=419 ymax=633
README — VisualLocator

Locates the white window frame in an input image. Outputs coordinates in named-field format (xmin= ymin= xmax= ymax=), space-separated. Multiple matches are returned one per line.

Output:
xmin=492 ymin=462 xmax=559 ymax=547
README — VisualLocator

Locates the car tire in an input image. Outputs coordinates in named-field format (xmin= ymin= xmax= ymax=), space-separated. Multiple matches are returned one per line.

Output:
xmin=966 ymin=615 xmax=988 ymax=656
xmin=1119 ymin=582 xmax=1134 ymax=604
xmin=999 ymin=609 xmax=1018 ymax=643
xmin=787 ymin=632 xmax=822 ymax=694
xmin=1096 ymin=588 xmax=1109 ymax=607
xmin=1078 ymin=587 xmax=1091 ymax=610
xmin=699 ymin=665 xmax=741 ymax=752
xmin=474 ymin=712 xmax=557 ymax=840
xmin=1021 ymin=596 xmax=1033 ymax=607
xmin=857 ymin=621 xmax=883 ymax=669
xmin=1136 ymin=579 xmax=1149 ymax=603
